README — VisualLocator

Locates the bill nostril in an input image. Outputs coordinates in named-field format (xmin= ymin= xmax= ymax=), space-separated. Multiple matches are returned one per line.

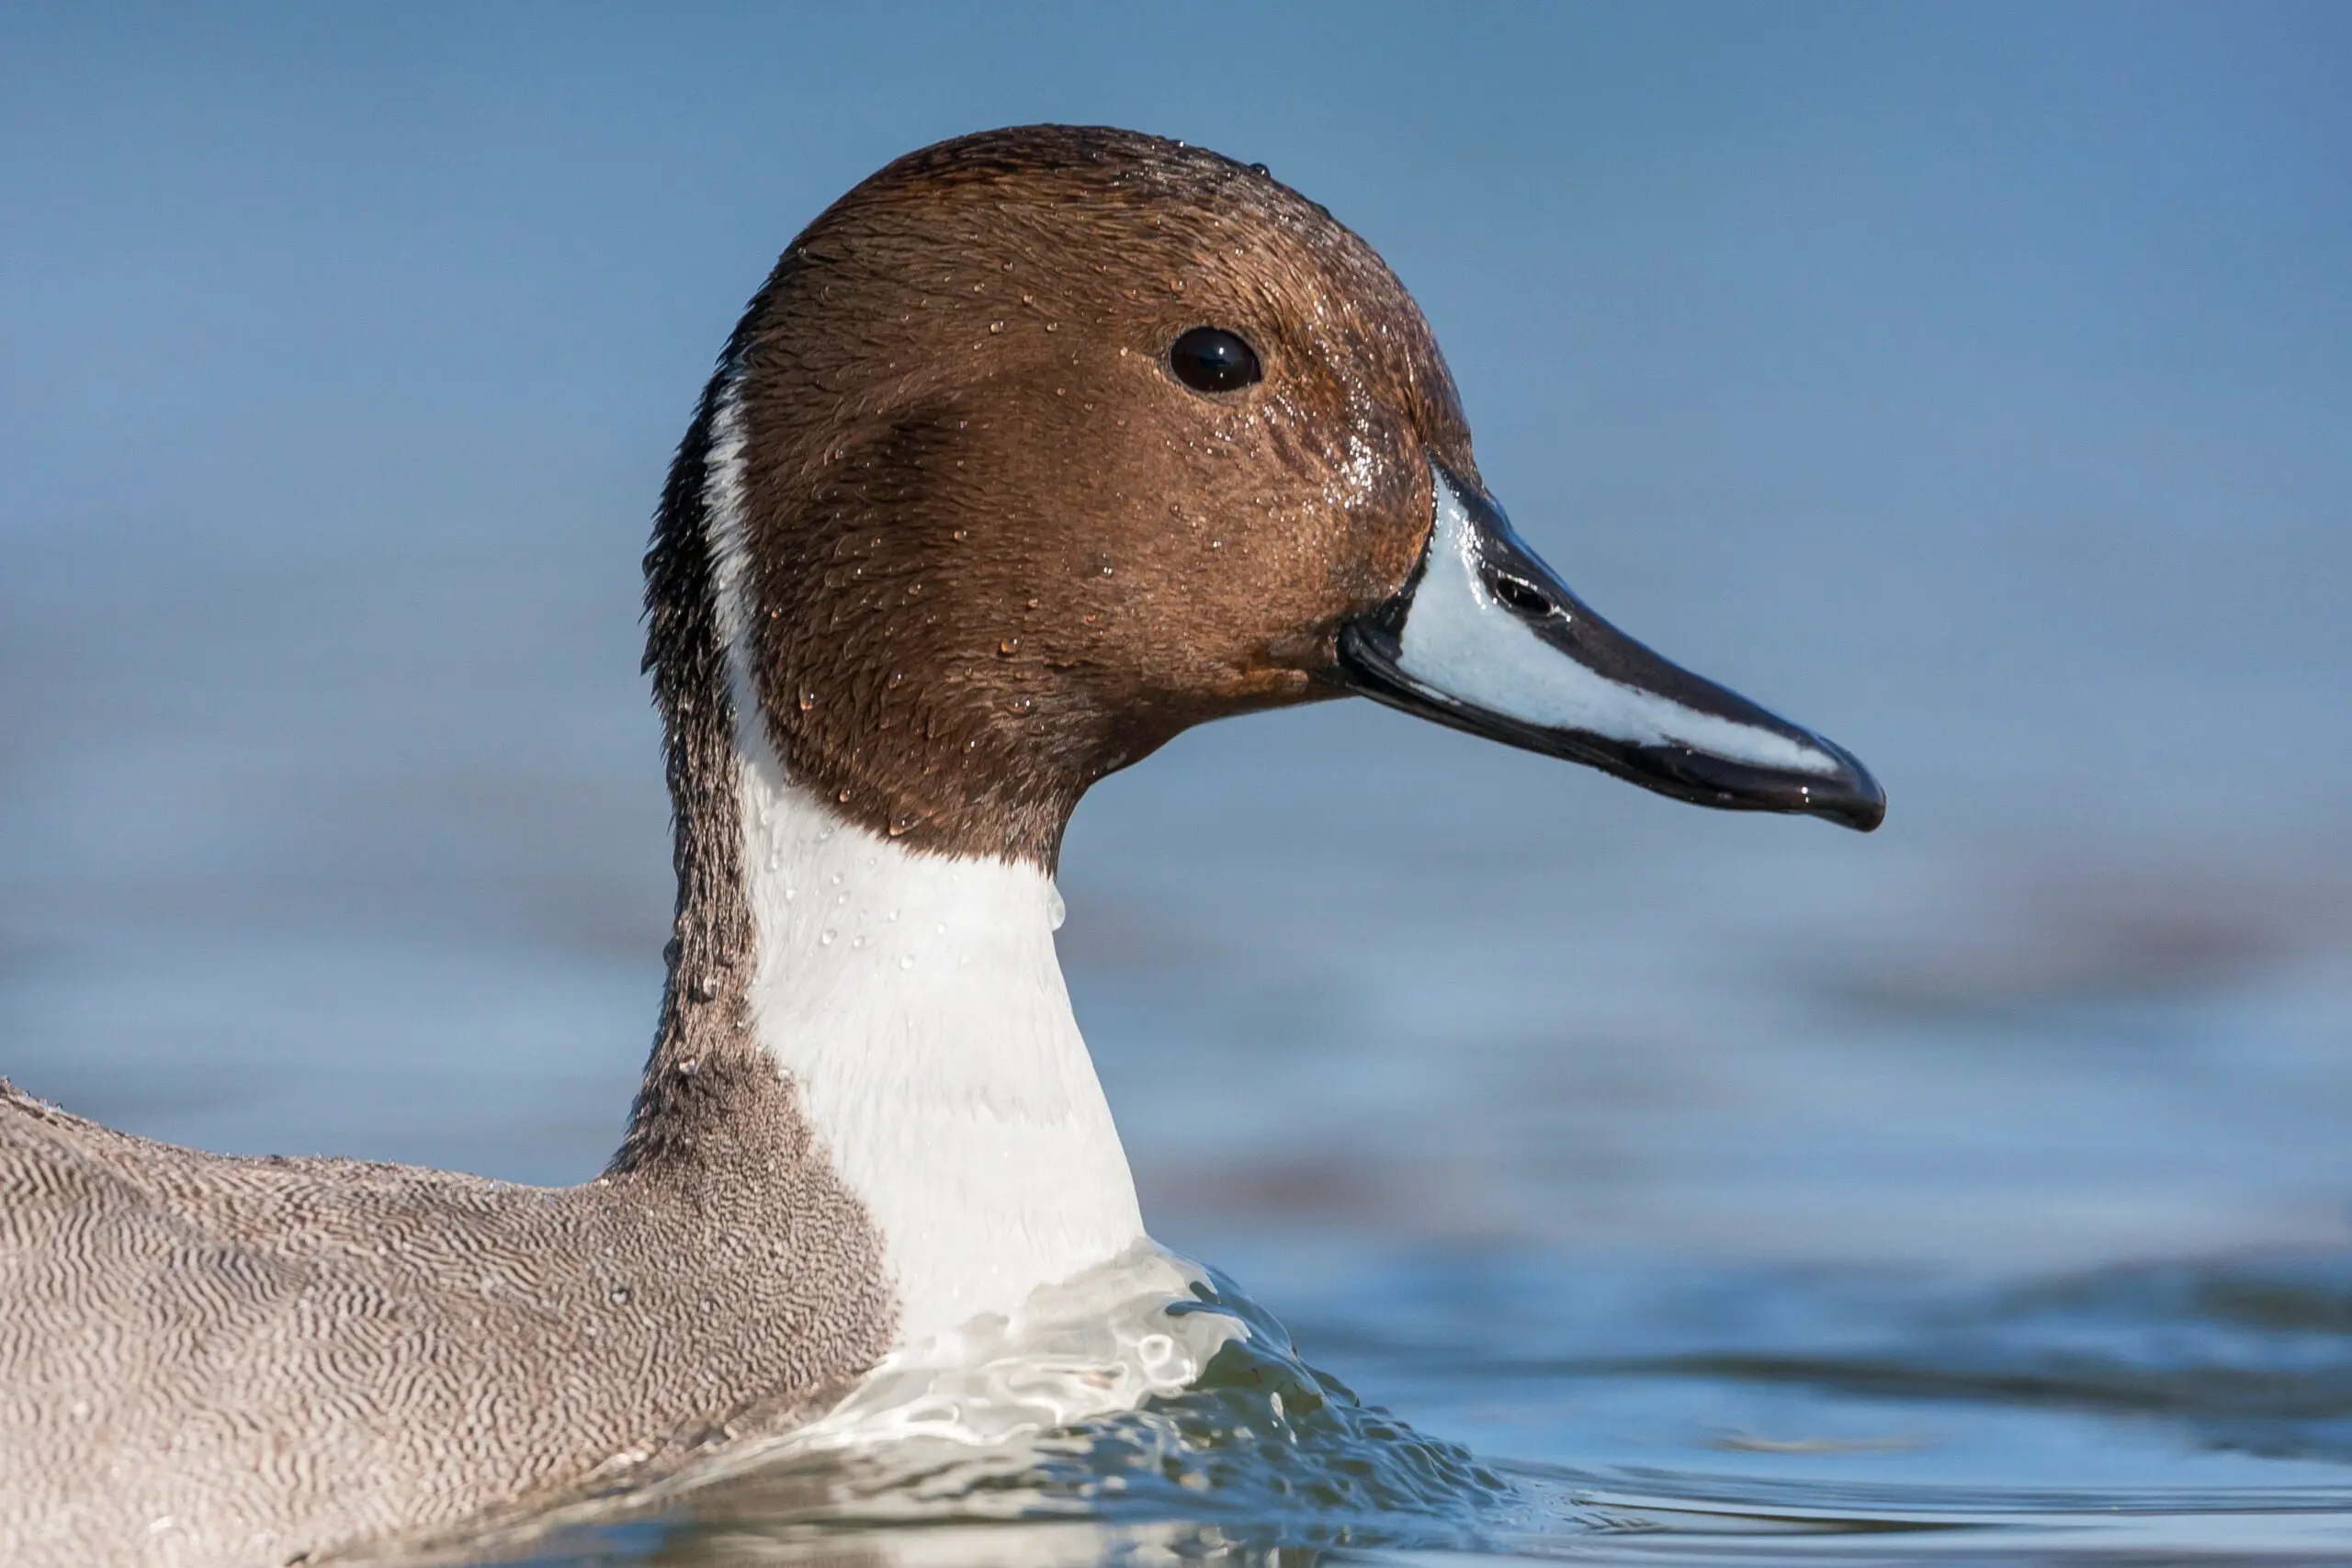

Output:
xmin=1486 ymin=570 xmax=1556 ymax=620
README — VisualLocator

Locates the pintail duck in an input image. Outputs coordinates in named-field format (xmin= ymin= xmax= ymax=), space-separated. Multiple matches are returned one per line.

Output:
xmin=0 ymin=124 xmax=1883 ymax=1567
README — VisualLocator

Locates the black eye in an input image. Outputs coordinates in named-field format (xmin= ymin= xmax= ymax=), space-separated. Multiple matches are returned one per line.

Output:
xmin=1168 ymin=326 xmax=1261 ymax=394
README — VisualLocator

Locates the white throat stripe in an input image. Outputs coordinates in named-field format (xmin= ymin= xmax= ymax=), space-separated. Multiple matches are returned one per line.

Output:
xmin=699 ymin=381 xmax=1147 ymax=1349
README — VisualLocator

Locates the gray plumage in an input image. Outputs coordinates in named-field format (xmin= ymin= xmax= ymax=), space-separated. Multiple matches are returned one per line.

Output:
xmin=0 ymin=1058 xmax=891 ymax=1565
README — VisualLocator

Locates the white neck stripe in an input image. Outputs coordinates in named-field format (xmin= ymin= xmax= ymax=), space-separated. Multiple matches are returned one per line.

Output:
xmin=698 ymin=384 xmax=1147 ymax=1348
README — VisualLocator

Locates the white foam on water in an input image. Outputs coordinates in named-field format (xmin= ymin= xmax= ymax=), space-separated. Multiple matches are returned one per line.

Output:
xmin=695 ymin=1240 xmax=1244 ymax=1481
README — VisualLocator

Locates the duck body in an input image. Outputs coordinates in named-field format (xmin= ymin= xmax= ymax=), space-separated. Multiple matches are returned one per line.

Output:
xmin=0 ymin=125 xmax=1881 ymax=1567
xmin=0 ymin=1066 xmax=887 ymax=1562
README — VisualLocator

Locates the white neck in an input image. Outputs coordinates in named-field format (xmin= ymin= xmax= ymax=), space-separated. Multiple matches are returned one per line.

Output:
xmin=701 ymin=389 xmax=1146 ymax=1349
xmin=731 ymin=761 xmax=1146 ymax=1347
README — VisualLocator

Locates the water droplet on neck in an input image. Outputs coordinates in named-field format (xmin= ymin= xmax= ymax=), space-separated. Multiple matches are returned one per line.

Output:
xmin=820 ymin=930 xmax=836 ymax=946
xmin=898 ymin=954 xmax=915 ymax=970
xmin=1047 ymin=885 xmax=1067 ymax=931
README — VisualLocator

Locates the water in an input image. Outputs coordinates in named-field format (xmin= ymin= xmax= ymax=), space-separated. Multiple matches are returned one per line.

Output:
xmin=5 ymin=510 xmax=2346 ymax=1563
xmin=5 ymin=6 xmax=2351 ymax=1562
xmin=362 ymin=1248 xmax=2352 ymax=1564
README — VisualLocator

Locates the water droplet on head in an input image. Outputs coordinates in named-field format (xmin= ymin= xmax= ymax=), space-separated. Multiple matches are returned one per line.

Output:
xmin=798 ymin=691 xmax=815 ymax=712
xmin=609 ymin=1285 xmax=633 ymax=1307
xmin=1007 ymin=695 xmax=1034 ymax=715
xmin=999 ymin=637 xmax=1021 ymax=656
xmin=989 ymin=320 xmax=1005 ymax=334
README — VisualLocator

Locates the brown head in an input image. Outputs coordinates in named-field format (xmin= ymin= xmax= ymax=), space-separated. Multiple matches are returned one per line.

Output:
xmin=647 ymin=124 xmax=1882 ymax=879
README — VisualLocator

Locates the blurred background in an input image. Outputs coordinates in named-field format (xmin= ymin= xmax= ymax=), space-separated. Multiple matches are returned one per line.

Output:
xmin=4 ymin=0 xmax=2350 ymax=1509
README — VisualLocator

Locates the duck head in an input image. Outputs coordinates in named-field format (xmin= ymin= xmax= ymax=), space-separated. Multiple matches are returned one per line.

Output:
xmin=627 ymin=125 xmax=1888 ymax=1345
xmin=653 ymin=124 xmax=1883 ymax=875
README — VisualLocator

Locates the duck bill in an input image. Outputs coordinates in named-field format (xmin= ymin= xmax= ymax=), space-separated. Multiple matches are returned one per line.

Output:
xmin=1333 ymin=461 xmax=1885 ymax=831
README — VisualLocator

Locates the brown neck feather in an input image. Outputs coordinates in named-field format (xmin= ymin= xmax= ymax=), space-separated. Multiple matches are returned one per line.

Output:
xmin=611 ymin=342 xmax=766 ymax=1170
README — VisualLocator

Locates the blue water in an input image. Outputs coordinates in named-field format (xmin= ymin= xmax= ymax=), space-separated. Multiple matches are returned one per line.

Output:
xmin=5 ymin=6 xmax=2351 ymax=1562
xmin=475 ymin=1250 xmax=2352 ymax=1562
xmin=6 ymin=503 xmax=2348 ymax=1563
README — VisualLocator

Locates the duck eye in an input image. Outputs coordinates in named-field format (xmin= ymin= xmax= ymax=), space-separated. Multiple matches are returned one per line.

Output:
xmin=1168 ymin=326 xmax=1261 ymax=394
